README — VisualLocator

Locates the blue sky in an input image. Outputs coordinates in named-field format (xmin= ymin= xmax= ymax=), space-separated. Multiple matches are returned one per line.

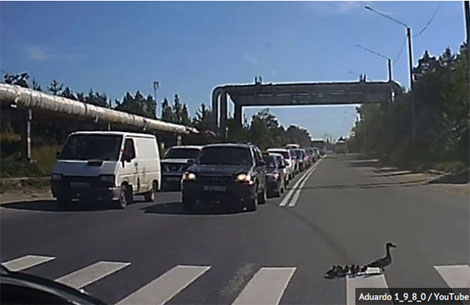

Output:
xmin=1 ymin=1 xmax=466 ymax=140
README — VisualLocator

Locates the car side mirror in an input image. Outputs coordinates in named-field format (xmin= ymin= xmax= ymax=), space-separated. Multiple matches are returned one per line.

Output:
xmin=56 ymin=151 xmax=61 ymax=158
xmin=121 ymin=153 xmax=132 ymax=163
xmin=279 ymin=164 xmax=286 ymax=169
xmin=187 ymin=159 xmax=195 ymax=164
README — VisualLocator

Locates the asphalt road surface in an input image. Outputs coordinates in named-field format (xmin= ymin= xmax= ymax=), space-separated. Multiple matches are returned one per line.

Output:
xmin=1 ymin=154 xmax=469 ymax=305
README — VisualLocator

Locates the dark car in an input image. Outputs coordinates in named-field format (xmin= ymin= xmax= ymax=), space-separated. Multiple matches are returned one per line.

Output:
xmin=265 ymin=154 xmax=286 ymax=197
xmin=161 ymin=146 xmax=202 ymax=191
xmin=181 ymin=143 xmax=267 ymax=211
xmin=294 ymin=149 xmax=306 ymax=172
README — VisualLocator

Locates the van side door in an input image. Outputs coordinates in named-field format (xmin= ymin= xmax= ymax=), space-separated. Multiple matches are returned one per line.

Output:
xmin=121 ymin=138 xmax=138 ymax=192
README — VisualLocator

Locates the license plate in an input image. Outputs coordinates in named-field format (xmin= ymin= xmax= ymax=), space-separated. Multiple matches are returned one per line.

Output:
xmin=166 ymin=177 xmax=180 ymax=182
xmin=70 ymin=182 xmax=90 ymax=188
xmin=203 ymin=185 xmax=226 ymax=192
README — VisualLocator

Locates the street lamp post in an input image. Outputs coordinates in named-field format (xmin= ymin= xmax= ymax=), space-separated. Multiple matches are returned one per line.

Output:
xmin=354 ymin=44 xmax=393 ymax=81
xmin=153 ymin=81 xmax=159 ymax=119
xmin=365 ymin=5 xmax=416 ymax=159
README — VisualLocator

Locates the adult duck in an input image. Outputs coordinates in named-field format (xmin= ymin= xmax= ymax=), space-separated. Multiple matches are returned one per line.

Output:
xmin=366 ymin=242 xmax=397 ymax=272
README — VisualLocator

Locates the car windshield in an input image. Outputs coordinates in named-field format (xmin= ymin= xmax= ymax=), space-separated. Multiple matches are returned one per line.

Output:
xmin=269 ymin=150 xmax=289 ymax=159
xmin=58 ymin=134 xmax=122 ymax=161
xmin=295 ymin=150 xmax=302 ymax=158
xmin=164 ymin=148 xmax=200 ymax=159
xmin=266 ymin=156 xmax=277 ymax=169
xmin=199 ymin=147 xmax=252 ymax=165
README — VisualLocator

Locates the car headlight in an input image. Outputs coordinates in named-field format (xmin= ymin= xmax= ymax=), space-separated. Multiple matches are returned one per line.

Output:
xmin=182 ymin=172 xmax=197 ymax=181
xmin=235 ymin=173 xmax=252 ymax=183
xmin=51 ymin=174 xmax=62 ymax=181
xmin=99 ymin=175 xmax=115 ymax=183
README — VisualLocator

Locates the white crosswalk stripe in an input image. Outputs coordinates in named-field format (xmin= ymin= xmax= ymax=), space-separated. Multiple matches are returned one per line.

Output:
xmin=116 ymin=265 xmax=210 ymax=305
xmin=435 ymin=265 xmax=470 ymax=288
xmin=56 ymin=261 xmax=130 ymax=289
xmin=346 ymin=268 xmax=389 ymax=305
xmin=2 ymin=255 xmax=55 ymax=272
xmin=231 ymin=267 xmax=296 ymax=305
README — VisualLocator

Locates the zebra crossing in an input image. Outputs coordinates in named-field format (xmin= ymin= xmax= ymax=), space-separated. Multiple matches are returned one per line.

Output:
xmin=2 ymin=254 xmax=469 ymax=305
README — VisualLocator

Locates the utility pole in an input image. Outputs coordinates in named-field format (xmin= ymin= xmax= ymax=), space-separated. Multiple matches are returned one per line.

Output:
xmin=387 ymin=58 xmax=392 ymax=81
xmin=464 ymin=1 xmax=470 ymax=101
xmin=407 ymin=27 xmax=416 ymax=160
xmin=153 ymin=81 xmax=159 ymax=119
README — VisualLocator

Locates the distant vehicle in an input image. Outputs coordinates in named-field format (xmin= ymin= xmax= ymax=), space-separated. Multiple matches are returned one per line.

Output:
xmin=288 ymin=148 xmax=300 ymax=174
xmin=181 ymin=143 xmax=267 ymax=212
xmin=161 ymin=145 xmax=202 ymax=191
xmin=51 ymin=131 xmax=161 ymax=209
xmin=266 ymin=148 xmax=295 ymax=181
xmin=264 ymin=154 xmax=286 ymax=197
xmin=311 ymin=139 xmax=326 ymax=155
xmin=335 ymin=141 xmax=348 ymax=154
xmin=306 ymin=148 xmax=316 ymax=163
xmin=313 ymin=148 xmax=321 ymax=161
xmin=294 ymin=149 xmax=306 ymax=172
xmin=285 ymin=143 xmax=300 ymax=150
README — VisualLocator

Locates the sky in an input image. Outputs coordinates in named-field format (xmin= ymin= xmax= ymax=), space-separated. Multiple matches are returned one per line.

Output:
xmin=0 ymin=1 xmax=466 ymax=140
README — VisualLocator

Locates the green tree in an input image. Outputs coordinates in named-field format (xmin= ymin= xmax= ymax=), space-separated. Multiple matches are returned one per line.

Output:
xmin=4 ymin=73 xmax=29 ymax=88
xmin=48 ymin=80 xmax=63 ymax=95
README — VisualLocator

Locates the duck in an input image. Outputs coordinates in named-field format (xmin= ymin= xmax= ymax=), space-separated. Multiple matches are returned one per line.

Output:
xmin=366 ymin=242 xmax=397 ymax=272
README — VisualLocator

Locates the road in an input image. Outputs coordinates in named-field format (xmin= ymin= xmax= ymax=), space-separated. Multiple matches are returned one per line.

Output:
xmin=1 ymin=154 xmax=469 ymax=305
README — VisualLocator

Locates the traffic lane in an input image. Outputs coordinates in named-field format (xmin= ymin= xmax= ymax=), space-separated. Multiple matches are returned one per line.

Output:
xmin=1 ymin=168 xmax=329 ymax=304
xmin=282 ymin=154 xmax=469 ymax=291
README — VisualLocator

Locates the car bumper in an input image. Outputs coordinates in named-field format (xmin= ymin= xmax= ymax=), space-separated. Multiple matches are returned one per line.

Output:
xmin=162 ymin=174 xmax=183 ymax=186
xmin=267 ymin=179 xmax=281 ymax=192
xmin=51 ymin=182 xmax=120 ymax=201
xmin=182 ymin=181 xmax=256 ymax=204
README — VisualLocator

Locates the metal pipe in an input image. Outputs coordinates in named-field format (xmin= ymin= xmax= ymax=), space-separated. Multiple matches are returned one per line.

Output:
xmin=0 ymin=83 xmax=198 ymax=135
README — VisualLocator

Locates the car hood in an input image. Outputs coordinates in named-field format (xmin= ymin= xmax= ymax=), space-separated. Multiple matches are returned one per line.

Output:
xmin=189 ymin=164 xmax=252 ymax=176
xmin=53 ymin=160 xmax=117 ymax=176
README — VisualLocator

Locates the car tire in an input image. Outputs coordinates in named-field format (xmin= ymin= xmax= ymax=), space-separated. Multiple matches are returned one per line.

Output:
xmin=246 ymin=195 xmax=258 ymax=212
xmin=144 ymin=181 xmax=158 ymax=202
xmin=117 ymin=184 xmax=132 ymax=209
xmin=258 ymin=185 xmax=267 ymax=204
xmin=182 ymin=195 xmax=195 ymax=211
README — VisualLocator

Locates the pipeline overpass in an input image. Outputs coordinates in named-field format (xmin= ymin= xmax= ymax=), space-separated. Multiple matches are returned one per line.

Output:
xmin=0 ymin=83 xmax=198 ymax=161
xmin=212 ymin=79 xmax=402 ymax=134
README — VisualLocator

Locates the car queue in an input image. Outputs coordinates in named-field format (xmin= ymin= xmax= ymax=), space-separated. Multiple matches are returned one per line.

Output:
xmin=50 ymin=131 xmax=321 ymax=212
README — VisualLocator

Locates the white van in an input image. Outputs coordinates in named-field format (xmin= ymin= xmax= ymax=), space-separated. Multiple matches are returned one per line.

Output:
xmin=51 ymin=131 xmax=161 ymax=208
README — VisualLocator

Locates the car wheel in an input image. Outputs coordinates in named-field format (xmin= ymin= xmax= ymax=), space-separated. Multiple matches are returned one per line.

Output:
xmin=144 ymin=181 xmax=158 ymax=202
xmin=258 ymin=185 xmax=267 ymax=204
xmin=117 ymin=184 xmax=132 ymax=209
xmin=182 ymin=195 xmax=196 ymax=211
xmin=246 ymin=194 xmax=258 ymax=212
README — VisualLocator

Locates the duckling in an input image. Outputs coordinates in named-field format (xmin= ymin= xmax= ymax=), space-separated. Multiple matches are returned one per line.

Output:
xmin=324 ymin=265 xmax=340 ymax=279
xmin=336 ymin=265 xmax=347 ymax=278
xmin=366 ymin=242 xmax=397 ymax=272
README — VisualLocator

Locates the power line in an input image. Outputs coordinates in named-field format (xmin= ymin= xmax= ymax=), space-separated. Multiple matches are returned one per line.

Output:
xmin=393 ymin=35 xmax=407 ymax=64
xmin=414 ymin=4 xmax=440 ymax=38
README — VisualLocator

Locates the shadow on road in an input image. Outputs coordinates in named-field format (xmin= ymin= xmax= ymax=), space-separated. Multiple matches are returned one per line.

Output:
xmin=0 ymin=199 xmax=147 ymax=212
xmin=347 ymin=159 xmax=380 ymax=168
xmin=142 ymin=201 xmax=247 ymax=216
xmin=429 ymin=170 xmax=469 ymax=185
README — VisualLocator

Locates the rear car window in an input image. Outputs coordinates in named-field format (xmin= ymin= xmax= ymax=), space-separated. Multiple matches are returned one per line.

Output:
xmin=199 ymin=147 xmax=252 ymax=166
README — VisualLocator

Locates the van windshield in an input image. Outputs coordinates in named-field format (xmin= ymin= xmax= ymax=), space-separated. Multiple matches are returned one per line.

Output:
xmin=164 ymin=148 xmax=200 ymax=159
xmin=59 ymin=134 xmax=123 ymax=161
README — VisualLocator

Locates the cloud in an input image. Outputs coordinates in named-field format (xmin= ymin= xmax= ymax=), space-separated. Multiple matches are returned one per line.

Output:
xmin=25 ymin=46 xmax=53 ymax=62
xmin=243 ymin=52 xmax=258 ymax=65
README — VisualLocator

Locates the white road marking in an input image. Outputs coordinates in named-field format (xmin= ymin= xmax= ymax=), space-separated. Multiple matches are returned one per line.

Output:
xmin=2 ymin=255 xmax=55 ymax=272
xmin=288 ymin=158 xmax=323 ymax=207
xmin=116 ymin=265 xmax=210 ymax=305
xmin=56 ymin=261 xmax=130 ymax=289
xmin=435 ymin=265 xmax=470 ymax=288
xmin=346 ymin=268 xmax=389 ymax=305
xmin=279 ymin=167 xmax=313 ymax=207
xmin=231 ymin=267 xmax=296 ymax=305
